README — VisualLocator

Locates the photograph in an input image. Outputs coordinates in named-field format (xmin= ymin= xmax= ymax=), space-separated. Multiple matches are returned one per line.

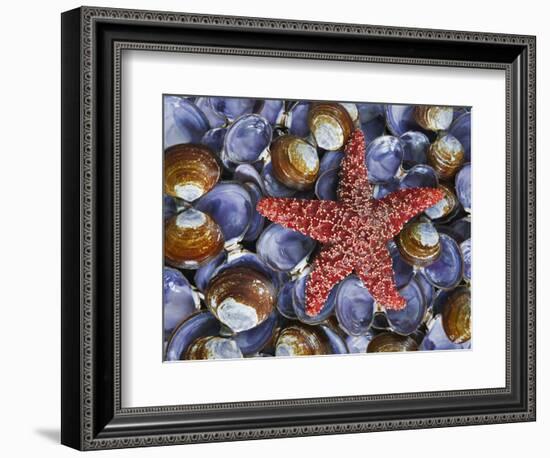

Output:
xmin=163 ymin=96 xmax=472 ymax=361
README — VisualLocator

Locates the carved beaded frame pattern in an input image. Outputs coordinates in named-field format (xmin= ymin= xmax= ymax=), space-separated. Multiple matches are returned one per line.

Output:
xmin=78 ymin=6 xmax=536 ymax=450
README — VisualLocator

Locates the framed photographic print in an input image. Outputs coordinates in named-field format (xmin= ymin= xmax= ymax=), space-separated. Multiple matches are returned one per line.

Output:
xmin=61 ymin=6 xmax=536 ymax=450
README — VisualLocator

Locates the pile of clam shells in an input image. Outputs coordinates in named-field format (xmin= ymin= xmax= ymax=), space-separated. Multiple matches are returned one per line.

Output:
xmin=163 ymin=96 xmax=472 ymax=361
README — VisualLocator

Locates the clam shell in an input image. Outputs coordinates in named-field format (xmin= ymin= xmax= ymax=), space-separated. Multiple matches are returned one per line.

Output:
xmin=365 ymin=135 xmax=404 ymax=183
xmin=285 ymin=101 xmax=310 ymax=137
xmin=165 ymin=311 xmax=220 ymax=361
xmin=424 ymin=233 xmax=463 ymax=289
xmin=425 ymin=182 xmax=459 ymax=222
xmin=455 ymin=163 xmax=471 ymax=212
xmin=164 ymin=208 xmax=224 ymax=270
xmin=335 ymin=275 xmax=375 ymax=336
xmin=308 ymin=103 xmax=354 ymax=151
xmin=346 ymin=334 xmax=373 ymax=353
xmin=319 ymin=151 xmax=344 ymax=175
xmin=441 ymin=286 xmax=471 ymax=344
xmin=400 ymin=131 xmax=430 ymax=167
xmin=367 ymin=332 xmax=419 ymax=352
xmin=185 ymin=336 xmax=243 ymax=360
xmin=164 ymin=144 xmax=221 ymax=202
xmin=275 ymin=324 xmax=330 ymax=357
xmin=261 ymin=162 xmax=297 ymax=198
xmin=414 ymin=106 xmax=454 ymax=131
xmin=270 ymin=135 xmax=320 ymax=190
xmin=256 ymin=223 xmax=316 ymax=272
xmin=205 ymin=267 xmax=275 ymax=333
xmin=200 ymin=127 xmax=227 ymax=155
xmin=396 ymin=218 xmax=441 ymax=267
xmin=233 ymin=311 xmax=279 ymax=355
xmin=276 ymin=279 xmax=298 ymax=319
xmin=224 ymin=114 xmax=272 ymax=164
xmin=460 ymin=238 xmax=472 ymax=283
xmin=448 ymin=111 xmax=471 ymax=161
xmin=420 ymin=315 xmax=471 ymax=351
xmin=208 ymin=97 xmax=261 ymax=121
xmin=163 ymin=267 xmax=200 ymax=336
xmin=164 ymin=97 xmax=210 ymax=147
xmin=195 ymin=182 xmax=253 ymax=246
xmin=385 ymin=277 xmax=427 ymax=335
xmin=427 ymin=134 xmax=465 ymax=180
xmin=399 ymin=164 xmax=439 ymax=190
xmin=315 ymin=167 xmax=339 ymax=201
xmin=258 ymin=99 xmax=284 ymax=125
xmin=387 ymin=240 xmax=414 ymax=289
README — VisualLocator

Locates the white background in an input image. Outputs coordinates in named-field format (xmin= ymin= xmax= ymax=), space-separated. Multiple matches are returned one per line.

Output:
xmin=0 ymin=0 xmax=546 ymax=456
xmin=123 ymin=52 xmax=505 ymax=406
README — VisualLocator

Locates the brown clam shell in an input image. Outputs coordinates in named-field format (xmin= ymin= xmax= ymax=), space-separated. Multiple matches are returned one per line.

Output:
xmin=396 ymin=218 xmax=441 ymax=267
xmin=442 ymin=286 xmax=471 ymax=344
xmin=414 ymin=105 xmax=454 ymax=131
xmin=164 ymin=208 xmax=224 ymax=269
xmin=427 ymin=134 xmax=465 ymax=180
xmin=205 ymin=267 xmax=275 ymax=333
xmin=270 ymin=135 xmax=320 ymax=190
xmin=367 ymin=332 xmax=419 ymax=353
xmin=275 ymin=323 xmax=330 ymax=357
xmin=307 ymin=103 xmax=354 ymax=151
xmin=185 ymin=336 xmax=243 ymax=360
xmin=426 ymin=182 xmax=459 ymax=221
xmin=164 ymin=143 xmax=221 ymax=202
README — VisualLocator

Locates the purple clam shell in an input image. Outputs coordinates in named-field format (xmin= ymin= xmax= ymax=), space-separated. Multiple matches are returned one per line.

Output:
xmin=431 ymin=288 xmax=454 ymax=316
xmin=360 ymin=115 xmax=386 ymax=144
xmin=455 ymin=163 xmax=471 ymax=212
xmin=165 ymin=311 xmax=221 ymax=361
xmin=233 ymin=163 xmax=265 ymax=192
xmin=373 ymin=177 xmax=400 ymax=200
xmin=163 ymin=267 xmax=199 ymax=336
xmin=292 ymin=273 xmax=337 ymax=324
xmin=420 ymin=315 xmax=471 ymax=351
xmin=286 ymin=102 xmax=310 ymax=137
xmin=261 ymin=162 xmax=297 ymax=198
xmin=194 ymin=251 xmax=227 ymax=292
xmin=448 ymin=111 xmax=471 ymax=161
xmin=276 ymin=279 xmax=298 ymax=319
xmin=200 ymin=128 xmax=227 ymax=155
xmin=385 ymin=105 xmax=421 ymax=137
xmin=385 ymin=277 xmax=427 ymax=335
xmin=346 ymin=334 xmax=373 ymax=353
xmin=242 ymin=183 xmax=265 ymax=242
xmin=357 ymin=103 xmax=384 ymax=124
xmin=319 ymin=325 xmax=348 ymax=354
xmin=400 ymin=131 xmax=430 ymax=166
xmin=319 ymin=151 xmax=344 ymax=175
xmin=315 ymin=167 xmax=339 ymax=201
xmin=424 ymin=234 xmax=463 ymax=290
xmin=164 ymin=195 xmax=177 ymax=220
xmin=258 ymin=99 xmax=284 ymax=125
xmin=213 ymin=250 xmax=280 ymax=290
xmin=224 ymin=114 xmax=272 ymax=164
xmin=365 ymin=136 xmax=404 ymax=183
xmin=164 ymin=97 xmax=210 ymax=147
xmin=400 ymin=164 xmax=439 ymax=189
xmin=461 ymin=238 xmax=472 ymax=282
xmin=234 ymin=311 xmax=279 ymax=355
xmin=415 ymin=271 xmax=434 ymax=308
xmin=195 ymin=182 xmax=253 ymax=245
xmin=387 ymin=240 xmax=413 ymax=289
xmin=257 ymin=224 xmax=316 ymax=272
xmin=209 ymin=97 xmax=260 ymax=121
xmin=335 ymin=275 xmax=375 ymax=336
xmin=195 ymin=97 xmax=226 ymax=128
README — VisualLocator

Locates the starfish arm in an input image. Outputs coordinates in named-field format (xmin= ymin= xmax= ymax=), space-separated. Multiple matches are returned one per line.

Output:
xmin=356 ymin=245 xmax=406 ymax=311
xmin=374 ymin=187 xmax=445 ymax=238
xmin=257 ymin=197 xmax=342 ymax=243
xmin=305 ymin=243 xmax=354 ymax=316
xmin=338 ymin=129 xmax=373 ymax=204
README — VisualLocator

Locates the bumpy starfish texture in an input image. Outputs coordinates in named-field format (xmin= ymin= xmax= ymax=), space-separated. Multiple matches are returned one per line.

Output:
xmin=257 ymin=130 xmax=444 ymax=316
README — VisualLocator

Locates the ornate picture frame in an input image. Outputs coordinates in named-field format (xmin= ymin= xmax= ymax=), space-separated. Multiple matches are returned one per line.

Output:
xmin=61 ymin=6 xmax=536 ymax=450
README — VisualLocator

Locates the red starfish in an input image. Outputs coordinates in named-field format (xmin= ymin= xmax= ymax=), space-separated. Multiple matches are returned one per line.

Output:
xmin=257 ymin=130 xmax=444 ymax=316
